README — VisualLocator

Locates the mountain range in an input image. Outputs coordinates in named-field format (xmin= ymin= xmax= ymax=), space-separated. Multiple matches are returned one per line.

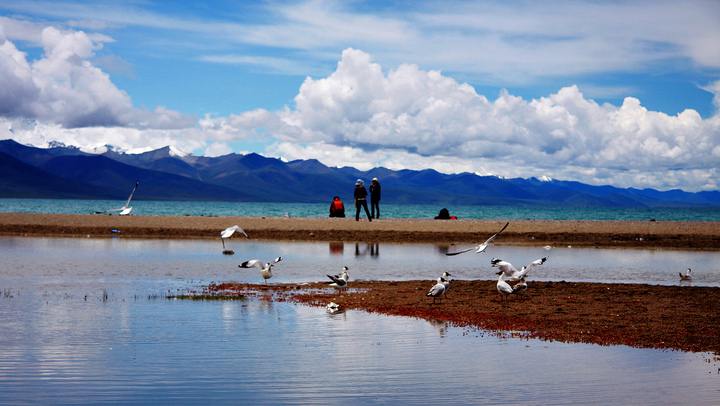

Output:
xmin=1 ymin=139 xmax=719 ymax=208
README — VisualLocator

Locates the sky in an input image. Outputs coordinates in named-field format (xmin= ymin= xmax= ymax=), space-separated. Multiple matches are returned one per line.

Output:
xmin=0 ymin=0 xmax=719 ymax=192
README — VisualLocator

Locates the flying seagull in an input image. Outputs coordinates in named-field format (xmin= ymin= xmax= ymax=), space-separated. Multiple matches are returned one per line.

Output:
xmin=239 ymin=257 xmax=282 ymax=284
xmin=491 ymin=257 xmax=548 ymax=282
xmin=221 ymin=225 xmax=249 ymax=254
xmin=679 ymin=268 xmax=692 ymax=281
xmin=94 ymin=181 xmax=139 ymax=215
xmin=327 ymin=266 xmax=350 ymax=288
xmin=446 ymin=222 xmax=509 ymax=256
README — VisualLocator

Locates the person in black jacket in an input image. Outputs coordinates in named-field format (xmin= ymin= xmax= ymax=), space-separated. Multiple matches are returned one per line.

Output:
xmin=353 ymin=179 xmax=372 ymax=222
xmin=369 ymin=177 xmax=381 ymax=219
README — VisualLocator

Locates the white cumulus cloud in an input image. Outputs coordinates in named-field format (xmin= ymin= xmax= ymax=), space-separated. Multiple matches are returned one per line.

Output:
xmin=0 ymin=21 xmax=195 ymax=129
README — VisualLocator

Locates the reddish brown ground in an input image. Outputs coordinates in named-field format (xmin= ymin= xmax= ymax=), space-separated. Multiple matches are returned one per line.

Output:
xmin=203 ymin=280 xmax=720 ymax=354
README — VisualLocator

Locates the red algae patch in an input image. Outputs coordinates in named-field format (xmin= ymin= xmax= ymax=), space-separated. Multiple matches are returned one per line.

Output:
xmin=204 ymin=280 xmax=720 ymax=354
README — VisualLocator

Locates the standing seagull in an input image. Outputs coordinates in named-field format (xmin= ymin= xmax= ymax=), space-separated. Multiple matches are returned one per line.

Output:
xmin=491 ymin=257 xmax=548 ymax=282
xmin=327 ymin=266 xmax=350 ymax=288
xmin=679 ymin=268 xmax=692 ymax=281
xmin=511 ymin=277 xmax=528 ymax=298
xmin=440 ymin=271 xmax=452 ymax=299
xmin=221 ymin=225 xmax=249 ymax=254
xmin=94 ymin=181 xmax=139 ymax=215
xmin=239 ymin=257 xmax=282 ymax=284
xmin=496 ymin=270 xmax=514 ymax=302
xmin=426 ymin=276 xmax=449 ymax=303
xmin=446 ymin=222 xmax=509 ymax=255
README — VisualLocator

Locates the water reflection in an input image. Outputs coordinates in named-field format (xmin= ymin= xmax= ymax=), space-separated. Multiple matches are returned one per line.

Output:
xmin=1 ymin=237 xmax=720 ymax=404
xmin=354 ymin=242 xmax=380 ymax=258
xmin=2 ymin=237 xmax=720 ymax=287
xmin=1 ymin=292 xmax=718 ymax=405
xmin=329 ymin=241 xmax=344 ymax=255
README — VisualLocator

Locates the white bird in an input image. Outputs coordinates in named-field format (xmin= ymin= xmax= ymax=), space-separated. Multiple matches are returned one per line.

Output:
xmin=496 ymin=270 xmax=514 ymax=302
xmin=679 ymin=268 xmax=692 ymax=281
xmin=221 ymin=225 xmax=249 ymax=254
xmin=326 ymin=301 xmax=342 ymax=313
xmin=327 ymin=266 xmax=349 ymax=288
xmin=446 ymin=222 xmax=509 ymax=256
xmin=239 ymin=257 xmax=282 ymax=284
xmin=511 ymin=277 xmax=528 ymax=298
xmin=426 ymin=277 xmax=448 ymax=303
xmin=440 ymin=271 xmax=452 ymax=298
xmin=94 ymin=181 xmax=139 ymax=215
xmin=491 ymin=257 xmax=548 ymax=282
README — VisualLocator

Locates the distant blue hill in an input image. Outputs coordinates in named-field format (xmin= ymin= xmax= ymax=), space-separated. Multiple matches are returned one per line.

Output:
xmin=1 ymin=139 xmax=718 ymax=207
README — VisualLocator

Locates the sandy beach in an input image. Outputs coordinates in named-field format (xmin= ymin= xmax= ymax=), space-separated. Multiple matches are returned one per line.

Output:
xmin=2 ymin=212 xmax=719 ymax=353
xmin=1 ymin=212 xmax=719 ymax=249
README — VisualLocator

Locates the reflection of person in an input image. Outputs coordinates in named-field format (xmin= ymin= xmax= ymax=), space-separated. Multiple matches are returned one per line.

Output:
xmin=354 ymin=179 xmax=372 ymax=222
xmin=434 ymin=208 xmax=457 ymax=219
xmin=370 ymin=178 xmax=381 ymax=219
xmin=329 ymin=196 xmax=345 ymax=217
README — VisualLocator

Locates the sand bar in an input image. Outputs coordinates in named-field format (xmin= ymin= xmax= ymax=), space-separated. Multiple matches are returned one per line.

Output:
xmin=1 ymin=213 xmax=719 ymax=249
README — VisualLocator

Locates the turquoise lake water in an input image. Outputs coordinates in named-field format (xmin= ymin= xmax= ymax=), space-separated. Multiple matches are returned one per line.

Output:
xmin=2 ymin=198 xmax=720 ymax=221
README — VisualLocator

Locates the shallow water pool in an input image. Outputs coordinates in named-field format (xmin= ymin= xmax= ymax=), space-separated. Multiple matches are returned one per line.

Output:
xmin=1 ymin=237 xmax=719 ymax=404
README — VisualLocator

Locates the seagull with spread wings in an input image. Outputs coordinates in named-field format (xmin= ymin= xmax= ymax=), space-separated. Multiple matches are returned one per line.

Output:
xmin=239 ymin=257 xmax=283 ymax=284
xmin=446 ymin=222 xmax=509 ymax=256
xmin=491 ymin=257 xmax=548 ymax=282
xmin=94 ymin=181 xmax=139 ymax=215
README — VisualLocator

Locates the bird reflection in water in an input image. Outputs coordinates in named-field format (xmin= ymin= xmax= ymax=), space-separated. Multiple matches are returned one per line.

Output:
xmin=427 ymin=319 xmax=449 ymax=338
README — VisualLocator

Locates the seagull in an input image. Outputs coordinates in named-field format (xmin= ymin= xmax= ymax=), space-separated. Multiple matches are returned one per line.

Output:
xmin=221 ymin=225 xmax=249 ymax=254
xmin=491 ymin=257 xmax=548 ymax=282
xmin=239 ymin=257 xmax=282 ymax=284
xmin=446 ymin=222 xmax=509 ymax=255
xmin=679 ymin=268 xmax=692 ymax=281
xmin=440 ymin=271 xmax=452 ymax=299
xmin=496 ymin=270 xmax=514 ymax=302
xmin=327 ymin=266 xmax=349 ymax=288
xmin=426 ymin=276 xmax=448 ymax=303
xmin=511 ymin=277 xmax=528 ymax=298
xmin=326 ymin=301 xmax=342 ymax=313
xmin=94 ymin=181 xmax=139 ymax=215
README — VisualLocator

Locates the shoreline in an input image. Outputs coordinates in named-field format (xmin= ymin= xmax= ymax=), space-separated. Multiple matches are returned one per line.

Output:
xmin=1 ymin=213 xmax=720 ymax=249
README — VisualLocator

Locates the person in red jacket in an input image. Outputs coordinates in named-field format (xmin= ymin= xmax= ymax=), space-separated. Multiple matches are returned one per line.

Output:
xmin=329 ymin=196 xmax=345 ymax=217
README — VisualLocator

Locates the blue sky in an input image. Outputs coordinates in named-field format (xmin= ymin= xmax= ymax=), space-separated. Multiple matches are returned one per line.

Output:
xmin=0 ymin=0 xmax=719 ymax=191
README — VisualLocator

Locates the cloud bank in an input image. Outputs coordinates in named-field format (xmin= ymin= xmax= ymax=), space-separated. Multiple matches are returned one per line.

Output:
xmin=0 ymin=22 xmax=195 ymax=129
xmin=0 ymin=20 xmax=718 ymax=191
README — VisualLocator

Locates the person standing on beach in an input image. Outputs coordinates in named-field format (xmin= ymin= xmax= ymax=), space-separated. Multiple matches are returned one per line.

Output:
xmin=354 ymin=179 xmax=372 ymax=222
xmin=370 ymin=178 xmax=381 ymax=219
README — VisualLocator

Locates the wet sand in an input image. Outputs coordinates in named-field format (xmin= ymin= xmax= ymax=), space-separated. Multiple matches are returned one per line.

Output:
xmin=1 ymin=213 xmax=719 ymax=249
xmin=3 ymin=212 xmax=719 ymax=353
